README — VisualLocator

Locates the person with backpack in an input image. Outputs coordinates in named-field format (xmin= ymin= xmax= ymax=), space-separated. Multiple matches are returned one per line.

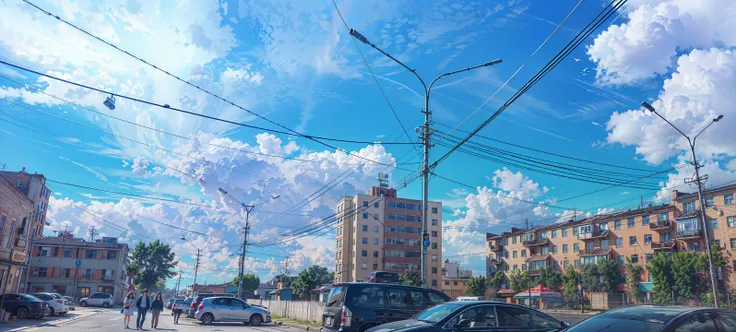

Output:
xmin=135 ymin=289 xmax=151 ymax=329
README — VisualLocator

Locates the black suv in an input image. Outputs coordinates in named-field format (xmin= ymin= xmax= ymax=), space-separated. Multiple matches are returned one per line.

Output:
xmin=321 ymin=282 xmax=451 ymax=332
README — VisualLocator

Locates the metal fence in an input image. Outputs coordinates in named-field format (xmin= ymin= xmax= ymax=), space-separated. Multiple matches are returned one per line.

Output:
xmin=247 ymin=299 xmax=325 ymax=323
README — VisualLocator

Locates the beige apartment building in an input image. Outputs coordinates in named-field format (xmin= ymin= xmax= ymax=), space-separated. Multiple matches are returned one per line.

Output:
xmin=486 ymin=184 xmax=736 ymax=294
xmin=334 ymin=186 xmax=443 ymax=289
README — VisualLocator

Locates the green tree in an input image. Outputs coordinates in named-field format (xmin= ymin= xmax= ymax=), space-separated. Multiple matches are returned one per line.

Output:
xmin=624 ymin=257 xmax=644 ymax=302
xmin=596 ymin=259 xmax=619 ymax=293
xmin=466 ymin=276 xmax=488 ymax=297
xmin=400 ymin=270 xmax=422 ymax=286
xmin=538 ymin=267 xmax=563 ymax=291
xmin=561 ymin=267 xmax=579 ymax=302
xmin=231 ymin=273 xmax=261 ymax=292
xmin=696 ymin=244 xmax=727 ymax=294
xmin=126 ymin=240 xmax=178 ymax=290
xmin=672 ymin=252 xmax=699 ymax=300
xmin=509 ymin=270 xmax=531 ymax=293
xmin=579 ymin=263 xmax=599 ymax=293
xmin=487 ymin=271 xmax=505 ymax=299
xmin=647 ymin=252 xmax=674 ymax=305
xmin=292 ymin=266 xmax=333 ymax=299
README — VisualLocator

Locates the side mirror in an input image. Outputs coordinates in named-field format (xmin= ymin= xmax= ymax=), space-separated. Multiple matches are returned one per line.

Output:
xmin=455 ymin=319 xmax=471 ymax=328
xmin=561 ymin=321 xmax=571 ymax=328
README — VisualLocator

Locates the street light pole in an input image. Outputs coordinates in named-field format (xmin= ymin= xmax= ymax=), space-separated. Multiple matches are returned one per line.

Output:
xmin=642 ymin=101 xmax=723 ymax=308
xmin=349 ymin=28 xmax=501 ymax=288
xmin=180 ymin=237 xmax=201 ymax=294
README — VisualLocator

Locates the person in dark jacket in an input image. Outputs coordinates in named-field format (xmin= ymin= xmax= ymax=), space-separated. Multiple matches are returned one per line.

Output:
xmin=135 ymin=289 xmax=151 ymax=330
xmin=150 ymin=292 xmax=164 ymax=329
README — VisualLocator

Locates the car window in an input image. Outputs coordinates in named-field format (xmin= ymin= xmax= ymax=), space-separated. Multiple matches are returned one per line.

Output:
xmin=33 ymin=294 xmax=53 ymax=300
xmin=717 ymin=311 xmax=736 ymax=329
xmin=388 ymin=288 xmax=410 ymax=309
xmin=447 ymin=305 xmax=498 ymax=328
xmin=496 ymin=306 xmax=560 ymax=329
xmin=675 ymin=313 xmax=718 ymax=332
xmin=415 ymin=302 xmax=464 ymax=323
xmin=410 ymin=291 xmax=426 ymax=309
xmin=347 ymin=286 xmax=385 ymax=308
xmin=326 ymin=286 xmax=345 ymax=307
xmin=2 ymin=294 xmax=19 ymax=301
xmin=230 ymin=299 xmax=246 ymax=307
xmin=427 ymin=292 xmax=448 ymax=306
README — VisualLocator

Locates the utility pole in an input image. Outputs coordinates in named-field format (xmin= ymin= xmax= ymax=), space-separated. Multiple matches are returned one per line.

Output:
xmin=175 ymin=270 xmax=182 ymax=296
xmin=193 ymin=249 xmax=200 ymax=290
xmin=88 ymin=226 xmax=97 ymax=242
xmin=349 ymin=28 xmax=501 ymax=287
xmin=642 ymin=101 xmax=723 ymax=308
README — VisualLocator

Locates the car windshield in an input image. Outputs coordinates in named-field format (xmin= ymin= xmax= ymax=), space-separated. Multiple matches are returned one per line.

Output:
xmin=413 ymin=302 xmax=465 ymax=323
xmin=376 ymin=273 xmax=398 ymax=282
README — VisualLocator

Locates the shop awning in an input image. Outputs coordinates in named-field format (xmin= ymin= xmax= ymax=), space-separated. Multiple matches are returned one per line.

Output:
xmin=639 ymin=282 xmax=654 ymax=292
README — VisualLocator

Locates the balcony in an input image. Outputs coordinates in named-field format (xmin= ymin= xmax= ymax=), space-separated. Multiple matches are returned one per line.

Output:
xmin=528 ymin=269 xmax=540 ymax=276
xmin=652 ymin=240 xmax=676 ymax=250
xmin=489 ymin=244 xmax=503 ymax=252
xmin=649 ymin=221 xmax=672 ymax=231
xmin=522 ymin=238 xmax=550 ymax=247
xmin=677 ymin=229 xmax=703 ymax=240
xmin=489 ymin=258 xmax=504 ymax=266
xmin=577 ymin=230 xmax=609 ymax=241
xmin=578 ymin=248 xmax=612 ymax=257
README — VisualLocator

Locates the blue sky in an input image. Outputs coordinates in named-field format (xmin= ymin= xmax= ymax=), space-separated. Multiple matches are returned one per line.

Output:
xmin=1 ymin=0 xmax=735 ymax=286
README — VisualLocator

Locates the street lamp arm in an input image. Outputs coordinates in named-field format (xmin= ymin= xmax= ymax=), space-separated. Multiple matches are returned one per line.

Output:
xmin=647 ymin=106 xmax=691 ymax=141
xmin=427 ymin=60 xmax=503 ymax=96
xmin=693 ymin=119 xmax=717 ymax=145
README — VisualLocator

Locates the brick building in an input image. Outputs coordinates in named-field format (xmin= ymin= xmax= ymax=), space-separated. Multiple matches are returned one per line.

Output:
xmin=28 ymin=236 xmax=129 ymax=302
xmin=485 ymin=184 xmax=736 ymax=295
xmin=0 ymin=172 xmax=35 ymax=294
xmin=334 ymin=186 xmax=443 ymax=289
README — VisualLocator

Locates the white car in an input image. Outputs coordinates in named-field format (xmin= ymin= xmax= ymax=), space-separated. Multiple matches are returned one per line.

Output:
xmin=79 ymin=292 xmax=114 ymax=308
xmin=31 ymin=293 xmax=69 ymax=316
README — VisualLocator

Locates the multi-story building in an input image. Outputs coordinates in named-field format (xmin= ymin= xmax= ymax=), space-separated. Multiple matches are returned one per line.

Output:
xmin=441 ymin=260 xmax=472 ymax=299
xmin=28 ymin=236 xmax=129 ymax=302
xmin=0 ymin=172 xmax=35 ymax=294
xmin=0 ymin=167 xmax=50 ymax=238
xmin=334 ymin=186 xmax=443 ymax=289
xmin=485 ymin=184 xmax=736 ymax=294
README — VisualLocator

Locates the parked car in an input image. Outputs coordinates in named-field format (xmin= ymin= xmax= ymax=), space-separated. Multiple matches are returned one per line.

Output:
xmin=0 ymin=293 xmax=49 ymax=319
xmin=321 ymin=282 xmax=452 ymax=332
xmin=171 ymin=299 xmax=185 ymax=316
xmin=456 ymin=296 xmax=482 ymax=301
xmin=182 ymin=297 xmax=195 ymax=317
xmin=188 ymin=293 xmax=234 ymax=318
xmin=366 ymin=301 xmax=570 ymax=332
xmin=166 ymin=298 xmax=175 ymax=309
xmin=63 ymin=296 xmax=76 ymax=310
xmin=564 ymin=305 xmax=736 ymax=331
xmin=79 ymin=292 xmax=114 ymax=308
xmin=31 ymin=293 xmax=68 ymax=316
xmin=366 ymin=271 xmax=399 ymax=283
xmin=195 ymin=296 xmax=272 ymax=325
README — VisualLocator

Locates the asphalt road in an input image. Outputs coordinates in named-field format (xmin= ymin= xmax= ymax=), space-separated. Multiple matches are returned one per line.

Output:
xmin=25 ymin=308 xmax=303 ymax=332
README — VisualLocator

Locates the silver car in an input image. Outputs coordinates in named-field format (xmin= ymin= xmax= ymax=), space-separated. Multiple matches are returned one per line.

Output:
xmin=194 ymin=297 xmax=271 ymax=325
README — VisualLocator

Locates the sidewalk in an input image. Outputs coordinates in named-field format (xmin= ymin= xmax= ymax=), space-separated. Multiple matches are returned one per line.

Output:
xmin=3 ymin=308 xmax=103 ymax=331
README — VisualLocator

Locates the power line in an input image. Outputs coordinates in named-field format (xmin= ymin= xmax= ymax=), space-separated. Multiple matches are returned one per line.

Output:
xmin=431 ymin=0 xmax=628 ymax=170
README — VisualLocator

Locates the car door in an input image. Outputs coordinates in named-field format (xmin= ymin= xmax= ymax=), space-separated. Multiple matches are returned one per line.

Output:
xmin=443 ymin=304 xmax=498 ymax=332
xmin=494 ymin=305 xmax=562 ymax=331
xmin=228 ymin=299 xmax=251 ymax=322
xmin=386 ymin=287 xmax=414 ymax=323
xmin=88 ymin=293 xmax=100 ymax=306
xmin=210 ymin=298 xmax=231 ymax=321
xmin=670 ymin=312 xmax=719 ymax=332
xmin=714 ymin=310 xmax=736 ymax=331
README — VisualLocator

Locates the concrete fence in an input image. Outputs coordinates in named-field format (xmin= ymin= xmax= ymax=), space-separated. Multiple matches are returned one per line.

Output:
xmin=247 ymin=299 xmax=325 ymax=323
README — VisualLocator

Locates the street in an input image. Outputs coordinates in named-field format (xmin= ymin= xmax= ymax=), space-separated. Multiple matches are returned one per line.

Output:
xmin=20 ymin=308 xmax=304 ymax=332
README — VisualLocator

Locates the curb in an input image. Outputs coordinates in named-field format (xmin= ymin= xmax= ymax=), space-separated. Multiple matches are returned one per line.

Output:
xmin=278 ymin=321 xmax=318 ymax=331
xmin=7 ymin=309 xmax=104 ymax=332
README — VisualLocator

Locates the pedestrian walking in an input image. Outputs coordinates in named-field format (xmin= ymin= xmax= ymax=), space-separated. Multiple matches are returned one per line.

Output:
xmin=135 ymin=288 xmax=151 ymax=329
xmin=123 ymin=292 xmax=135 ymax=329
xmin=150 ymin=292 xmax=164 ymax=329
xmin=172 ymin=300 xmax=182 ymax=325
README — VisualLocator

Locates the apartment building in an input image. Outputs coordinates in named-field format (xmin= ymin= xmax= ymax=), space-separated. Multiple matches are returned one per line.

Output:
xmin=28 ymin=236 xmax=129 ymax=302
xmin=334 ymin=186 xmax=443 ymax=289
xmin=441 ymin=260 xmax=472 ymax=299
xmin=0 ymin=172 xmax=35 ymax=294
xmin=0 ymin=167 xmax=50 ymax=238
xmin=486 ymin=184 xmax=736 ymax=294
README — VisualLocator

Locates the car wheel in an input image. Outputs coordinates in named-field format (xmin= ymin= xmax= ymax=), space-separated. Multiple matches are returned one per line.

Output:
xmin=202 ymin=313 xmax=214 ymax=325
xmin=80 ymin=301 xmax=88 ymax=307
xmin=250 ymin=314 xmax=263 ymax=326
xmin=102 ymin=302 xmax=109 ymax=308
xmin=49 ymin=308 xmax=55 ymax=316
xmin=16 ymin=307 xmax=30 ymax=319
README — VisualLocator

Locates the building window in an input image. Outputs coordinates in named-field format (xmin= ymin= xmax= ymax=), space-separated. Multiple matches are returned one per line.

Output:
xmin=713 ymin=240 xmax=721 ymax=248
xmin=432 ymin=219 xmax=437 ymax=226
xmin=362 ymin=225 xmax=368 ymax=232
xmin=726 ymin=194 xmax=734 ymax=206
xmin=646 ymin=254 xmax=653 ymax=262
xmin=642 ymin=215 xmax=650 ymax=225
xmin=562 ymin=228 xmax=567 ymax=237
xmin=37 ymin=246 xmax=50 ymax=257
xmin=574 ymin=260 xmax=580 ymax=268
xmin=35 ymin=267 xmax=48 ymax=277
xmin=373 ymin=264 xmax=378 ymax=270
xmin=706 ymin=197 xmax=715 ymax=207
xmin=521 ymin=249 xmax=527 ymax=257
xmin=432 ymin=243 xmax=437 ymax=249
xmin=363 ymin=213 xmax=368 ymax=219
xmin=373 ymin=214 xmax=379 ymax=220
xmin=431 ymin=267 xmax=437 ymax=274
xmin=361 ymin=264 xmax=367 ymax=270
xmin=552 ymin=245 xmax=558 ymax=254
xmin=614 ymin=220 xmax=621 ymax=230
xmin=540 ymin=231 xmax=547 ymax=239
xmin=374 ymin=238 xmax=379 ymax=245
xmin=363 ymin=201 xmax=368 ymax=207
xmin=62 ymin=268 xmax=71 ymax=278
xmin=78 ymin=287 xmax=90 ymax=297
xmin=513 ymin=265 xmax=518 ymax=271
xmin=374 ymin=226 xmax=379 ymax=233
xmin=513 ymin=251 xmax=518 ymax=258
xmin=562 ymin=244 xmax=568 ymax=253
xmin=64 ymin=249 xmax=73 ymax=258
xmin=628 ymin=218 xmax=635 ymax=228
xmin=618 ymin=256 xmax=625 ymax=265
xmin=683 ymin=201 xmax=696 ymax=212
xmin=629 ymin=236 xmax=637 ymax=246
xmin=616 ymin=238 xmax=623 ymax=247
xmin=658 ymin=212 xmax=669 ymax=222
xmin=711 ymin=219 xmax=718 ymax=229
xmin=444 ymin=281 xmax=449 ymax=286
xmin=551 ymin=230 xmax=557 ymax=238
xmin=631 ymin=255 xmax=639 ymax=264
xmin=431 ymin=231 xmax=437 ymax=237
xmin=432 ymin=255 xmax=437 ymax=262
xmin=52 ymin=285 xmax=66 ymax=294
xmin=731 ymin=238 xmax=736 ymax=249
xmin=512 ymin=237 xmax=517 ymax=244
xmin=362 ymin=238 xmax=368 ymax=244
xmin=374 ymin=202 xmax=379 ymax=208
xmin=373 ymin=251 xmax=378 ymax=257
xmin=431 ymin=207 xmax=437 ymax=214
xmin=601 ymin=240 xmax=609 ymax=249
xmin=573 ymin=243 xmax=579 ymax=252
xmin=728 ymin=217 xmax=736 ymax=228
xmin=644 ymin=234 xmax=652 ymax=244
xmin=362 ymin=250 xmax=367 ymax=257
xmin=542 ymin=247 xmax=549 ymax=255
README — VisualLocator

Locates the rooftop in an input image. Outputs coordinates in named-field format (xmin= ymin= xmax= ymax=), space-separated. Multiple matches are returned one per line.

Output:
xmin=35 ymin=236 xmax=128 ymax=249
xmin=674 ymin=182 xmax=736 ymax=201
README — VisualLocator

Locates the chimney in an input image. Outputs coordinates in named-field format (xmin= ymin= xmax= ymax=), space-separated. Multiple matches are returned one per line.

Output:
xmin=21 ymin=167 xmax=26 ymax=173
xmin=672 ymin=190 xmax=679 ymax=200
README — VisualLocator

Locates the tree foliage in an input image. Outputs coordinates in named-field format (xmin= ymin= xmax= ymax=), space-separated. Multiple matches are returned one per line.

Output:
xmin=538 ymin=267 xmax=563 ymax=291
xmin=126 ymin=240 xmax=178 ymax=290
xmin=400 ymin=270 xmax=422 ymax=286
xmin=292 ymin=266 xmax=333 ymax=299
xmin=561 ymin=267 xmax=579 ymax=301
xmin=232 ymin=273 xmax=260 ymax=291
xmin=648 ymin=252 xmax=674 ymax=305
xmin=489 ymin=271 xmax=505 ymax=290
xmin=672 ymin=252 xmax=699 ymax=300
xmin=509 ymin=270 xmax=531 ymax=293
xmin=579 ymin=263 xmax=599 ymax=293
xmin=466 ymin=276 xmax=488 ymax=297
xmin=596 ymin=259 xmax=620 ymax=293
xmin=624 ymin=257 xmax=644 ymax=302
